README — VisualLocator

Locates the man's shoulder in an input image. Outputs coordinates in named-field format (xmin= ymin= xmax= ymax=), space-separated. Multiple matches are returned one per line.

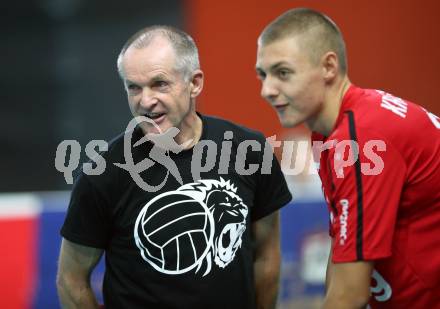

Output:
xmin=102 ymin=128 xmax=143 ymax=161
xmin=72 ymin=130 xmax=127 ymax=185
xmin=202 ymin=114 xmax=266 ymax=142
xmin=106 ymin=130 xmax=128 ymax=155
xmin=346 ymin=87 xmax=428 ymax=129
xmin=333 ymin=87 xmax=427 ymax=141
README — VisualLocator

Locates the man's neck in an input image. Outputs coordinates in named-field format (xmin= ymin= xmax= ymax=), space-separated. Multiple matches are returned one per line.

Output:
xmin=176 ymin=111 xmax=203 ymax=149
xmin=308 ymin=76 xmax=351 ymax=136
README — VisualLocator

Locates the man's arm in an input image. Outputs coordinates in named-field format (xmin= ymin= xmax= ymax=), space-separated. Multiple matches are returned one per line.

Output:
xmin=323 ymin=259 xmax=373 ymax=309
xmin=253 ymin=211 xmax=281 ymax=309
xmin=325 ymin=238 xmax=333 ymax=293
xmin=56 ymin=238 xmax=103 ymax=309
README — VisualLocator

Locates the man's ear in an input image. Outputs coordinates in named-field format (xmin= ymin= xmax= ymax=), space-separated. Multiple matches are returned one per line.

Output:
xmin=321 ymin=51 xmax=339 ymax=83
xmin=190 ymin=69 xmax=204 ymax=98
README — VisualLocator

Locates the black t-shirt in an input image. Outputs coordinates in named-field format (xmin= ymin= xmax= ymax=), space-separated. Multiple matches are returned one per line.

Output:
xmin=61 ymin=114 xmax=292 ymax=309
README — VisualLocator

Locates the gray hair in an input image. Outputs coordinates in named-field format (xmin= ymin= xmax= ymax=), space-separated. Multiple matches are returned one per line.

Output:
xmin=258 ymin=8 xmax=347 ymax=74
xmin=117 ymin=25 xmax=200 ymax=81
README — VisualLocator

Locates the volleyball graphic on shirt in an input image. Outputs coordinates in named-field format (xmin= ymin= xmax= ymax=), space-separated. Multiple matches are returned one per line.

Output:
xmin=134 ymin=191 xmax=214 ymax=275
xmin=134 ymin=177 xmax=248 ymax=276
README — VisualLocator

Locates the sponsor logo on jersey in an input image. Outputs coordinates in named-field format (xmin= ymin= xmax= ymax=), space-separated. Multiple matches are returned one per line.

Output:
xmin=339 ymin=199 xmax=349 ymax=245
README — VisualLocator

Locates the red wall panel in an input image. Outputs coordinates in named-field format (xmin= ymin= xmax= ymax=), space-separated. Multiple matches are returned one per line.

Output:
xmin=185 ymin=0 xmax=440 ymax=137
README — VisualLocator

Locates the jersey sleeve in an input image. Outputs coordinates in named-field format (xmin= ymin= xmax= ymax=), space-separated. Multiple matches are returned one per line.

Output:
xmin=251 ymin=144 xmax=292 ymax=222
xmin=60 ymin=172 xmax=112 ymax=249
xmin=328 ymin=122 xmax=407 ymax=263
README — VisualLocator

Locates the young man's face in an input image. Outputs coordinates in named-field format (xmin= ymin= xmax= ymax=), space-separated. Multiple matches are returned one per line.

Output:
xmin=256 ymin=36 xmax=326 ymax=129
xmin=121 ymin=37 xmax=198 ymax=136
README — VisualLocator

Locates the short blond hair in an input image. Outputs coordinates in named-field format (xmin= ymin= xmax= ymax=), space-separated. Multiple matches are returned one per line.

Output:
xmin=258 ymin=8 xmax=347 ymax=74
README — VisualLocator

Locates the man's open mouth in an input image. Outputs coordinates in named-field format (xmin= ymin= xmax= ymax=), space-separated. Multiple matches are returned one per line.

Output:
xmin=144 ymin=112 xmax=165 ymax=119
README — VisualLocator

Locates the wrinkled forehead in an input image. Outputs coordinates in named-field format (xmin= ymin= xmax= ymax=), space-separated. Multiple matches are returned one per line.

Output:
xmin=121 ymin=42 xmax=179 ymax=79
xmin=124 ymin=40 xmax=175 ymax=65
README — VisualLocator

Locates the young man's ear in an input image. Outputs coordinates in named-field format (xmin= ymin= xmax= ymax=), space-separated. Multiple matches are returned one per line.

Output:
xmin=190 ymin=70 xmax=204 ymax=98
xmin=321 ymin=51 xmax=339 ymax=82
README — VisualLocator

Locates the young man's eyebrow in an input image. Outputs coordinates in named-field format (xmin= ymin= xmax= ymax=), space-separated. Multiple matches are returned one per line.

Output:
xmin=270 ymin=61 xmax=290 ymax=71
xmin=256 ymin=61 xmax=290 ymax=73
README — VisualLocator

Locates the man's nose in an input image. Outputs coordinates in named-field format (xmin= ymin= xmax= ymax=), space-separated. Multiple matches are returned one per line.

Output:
xmin=139 ymin=88 xmax=158 ymax=109
xmin=260 ymin=78 xmax=279 ymax=102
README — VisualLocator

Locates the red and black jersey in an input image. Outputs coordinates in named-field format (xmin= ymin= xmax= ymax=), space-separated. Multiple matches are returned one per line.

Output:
xmin=312 ymin=85 xmax=440 ymax=308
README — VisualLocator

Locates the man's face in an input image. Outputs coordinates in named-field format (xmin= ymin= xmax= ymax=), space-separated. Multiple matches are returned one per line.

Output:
xmin=121 ymin=37 xmax=196 ymax=135
xmin=256 ymin=36 xmax=325 ymax=129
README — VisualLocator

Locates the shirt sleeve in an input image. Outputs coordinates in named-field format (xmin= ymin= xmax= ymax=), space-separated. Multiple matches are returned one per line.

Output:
xmin=251 ymin=145 xmax=292 ymax=222
xmin=60 ymin=172 xmax=112 ymax=249
xmin=328 ymin=124 xmax=407 ymax=263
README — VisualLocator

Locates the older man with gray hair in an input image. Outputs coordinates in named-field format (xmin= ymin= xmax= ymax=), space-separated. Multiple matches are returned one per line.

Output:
xmin=56 ymin=25 xmax=292 ymax=309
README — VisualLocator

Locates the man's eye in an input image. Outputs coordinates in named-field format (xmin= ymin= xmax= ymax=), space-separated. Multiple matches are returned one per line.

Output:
xmin=277 ymin=69 xmax=290 ymax=79
xmin=256 ymin=71 xmax=266 ymax=81
xmin=154 ymin=81 xmax=169 ymax=89
xmin=127 ymin=84 xmax=140 ymax=91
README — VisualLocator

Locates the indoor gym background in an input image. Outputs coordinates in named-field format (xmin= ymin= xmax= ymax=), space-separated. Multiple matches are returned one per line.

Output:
xmin=1 ymin=0 xmax=439 ymax=308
